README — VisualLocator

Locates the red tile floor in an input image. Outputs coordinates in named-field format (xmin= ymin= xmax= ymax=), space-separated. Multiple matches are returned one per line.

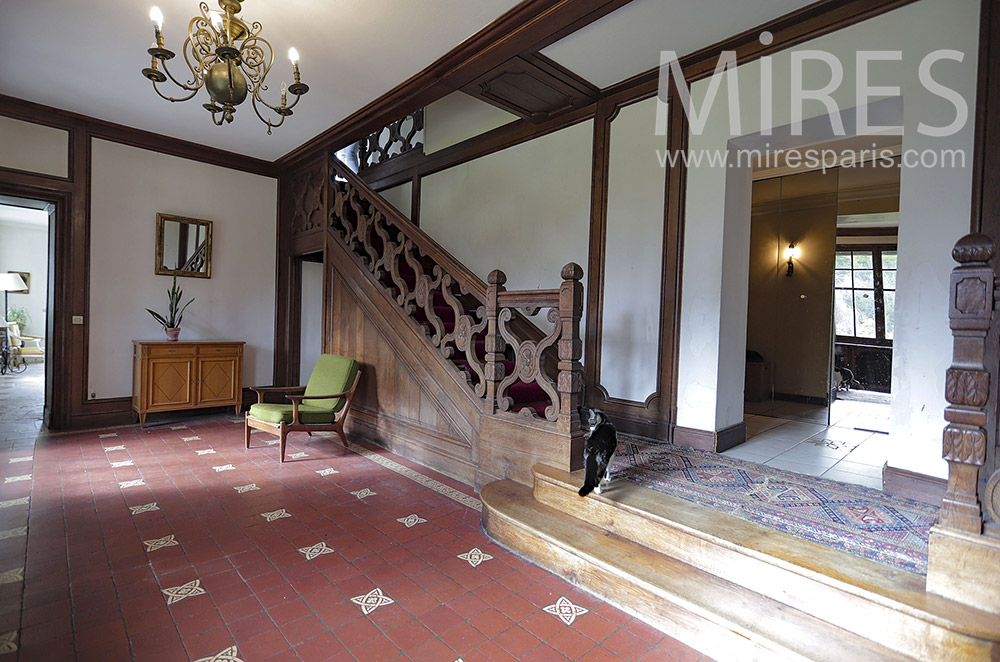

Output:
xmin=0 ymin=412 xmax=712 ymax=661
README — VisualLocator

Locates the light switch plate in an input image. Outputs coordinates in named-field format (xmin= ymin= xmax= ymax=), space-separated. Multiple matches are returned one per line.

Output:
xmin=72 ymin=316 xmax=83 ymax=324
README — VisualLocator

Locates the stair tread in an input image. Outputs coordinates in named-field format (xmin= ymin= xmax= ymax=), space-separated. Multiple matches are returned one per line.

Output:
xmin=532 ymin=464 xmax=1000 ymax=641
xmin=483 ymin=479 xmax=918 ymax=662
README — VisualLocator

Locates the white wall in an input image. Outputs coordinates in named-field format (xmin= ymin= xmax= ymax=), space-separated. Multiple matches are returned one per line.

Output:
xmin=89 ymin=139 xmax=277 ymax=399
xmin=420 ymin=121 xmax=593 ymax=294
xmin=0 ymin=116 xmax=68 ymax=178
xmin=676 ymin=0 xmax=978 ymax=478
xmin=300 ymin=260 xmax=324 ymax=384
xmin=601 ymin=97 xmax=666 ymax=402
xmin=0 ymin=215 xmax=48 ymax=338
xmin=424 ymin=92 xmax=518 ymax=154
xmin=377 ymin=181 xmax=412 ymax=219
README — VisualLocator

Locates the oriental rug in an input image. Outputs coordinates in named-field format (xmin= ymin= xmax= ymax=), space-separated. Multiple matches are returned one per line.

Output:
xmin=611 ymin=435 xmax=937 ymax=574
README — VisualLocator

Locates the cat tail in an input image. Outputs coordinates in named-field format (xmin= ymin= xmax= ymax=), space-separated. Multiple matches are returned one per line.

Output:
xmin=579 ymin=453 xmax=598 ymax=496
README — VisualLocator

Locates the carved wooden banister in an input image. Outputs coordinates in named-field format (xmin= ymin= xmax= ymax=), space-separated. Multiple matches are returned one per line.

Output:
xmin=358 ymin=109 xmax=424 ymax=170
xmin=939 ymin=233 xmax=994 ymax=532
xmin=327 ymin=153 xmax=584 ymax=429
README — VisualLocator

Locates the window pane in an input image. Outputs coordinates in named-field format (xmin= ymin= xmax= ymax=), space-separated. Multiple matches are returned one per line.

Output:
xmin=854 ymin=270 xmax=874 ymax=288
xmin=853 ymin=252 xmax=873 ymax=269
xmin=884 ymin=290 xmax=895 ymax=340
xmin=882 ymin=252 xmax=897 ymax=270
xmin=835 ymin=270 xmax=853 ymax=288
xmin=883 ymin=270 xmax=896 ymax=290
xmin=854 ymin=290 xmax=876 ymax=338
xmin=835 ymin=290 xmax=855 ymax=336
xmin=836 ymin=253 xmax=853 ymax=269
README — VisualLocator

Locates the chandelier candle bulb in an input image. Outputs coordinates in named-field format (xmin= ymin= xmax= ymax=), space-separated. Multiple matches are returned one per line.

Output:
xmin=149 ymin=6 xmax=163 ymax=30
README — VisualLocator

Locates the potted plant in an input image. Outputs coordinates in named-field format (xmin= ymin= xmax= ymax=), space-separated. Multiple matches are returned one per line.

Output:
xmin=6 ymin=306 xmax=30 ymax=329
xmin=146 ymin=274 xmax=194 ymax=341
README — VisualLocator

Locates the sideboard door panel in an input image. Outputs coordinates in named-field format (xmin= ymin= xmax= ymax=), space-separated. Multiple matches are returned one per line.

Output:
xmin=148 ymin=358 xmax=194 ymax=409
xmin=198 ymin=357 xmax=240 ymax=405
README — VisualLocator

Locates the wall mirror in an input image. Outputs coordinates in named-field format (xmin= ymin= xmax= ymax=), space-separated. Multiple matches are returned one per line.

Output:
xmin=155 ymin=213 xmax=212 ymax=278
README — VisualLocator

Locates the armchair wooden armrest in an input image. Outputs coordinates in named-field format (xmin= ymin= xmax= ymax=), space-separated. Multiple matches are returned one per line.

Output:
xmin=285 ymin=371 xmax=361 ymax=425
xmin=250 ymin=385 xmax=306 ymax=404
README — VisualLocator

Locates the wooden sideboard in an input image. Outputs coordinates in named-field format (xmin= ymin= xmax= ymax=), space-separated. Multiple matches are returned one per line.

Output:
xmin=132 ymin=340 xmax=245 ymax=424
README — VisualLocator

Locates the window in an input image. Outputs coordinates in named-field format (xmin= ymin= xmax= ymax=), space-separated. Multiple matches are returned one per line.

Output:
xmin=834 ymin=247 xmax=896 ymax=343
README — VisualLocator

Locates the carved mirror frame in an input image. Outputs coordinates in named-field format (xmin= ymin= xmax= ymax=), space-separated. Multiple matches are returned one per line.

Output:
xmin=155 ymin=213 xmax=213 ymax=279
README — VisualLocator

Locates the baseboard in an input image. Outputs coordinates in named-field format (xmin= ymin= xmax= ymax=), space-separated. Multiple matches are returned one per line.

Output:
xmin=672 ymin=422 xmax=746 ymax=452
xmin=882 ymin=464 xmax=947 ymax=505
xmin=62 ymin=388 xmax=257 ymax=431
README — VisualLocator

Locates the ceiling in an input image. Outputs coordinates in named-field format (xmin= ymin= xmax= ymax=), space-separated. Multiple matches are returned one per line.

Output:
xmin=541 ymin=0 xmax=819 ymax=89
xmin=0 ymin=0 xmax=523 ymax=161
xmin=0 ymin=0 xmax=836 ymax=163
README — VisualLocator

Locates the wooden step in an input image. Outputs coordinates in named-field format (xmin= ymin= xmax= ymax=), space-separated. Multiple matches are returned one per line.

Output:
xmin=523 ymin=464 xmax=1000 ymax=661
xmin=482 ymin=479 xmax=921 ymax=662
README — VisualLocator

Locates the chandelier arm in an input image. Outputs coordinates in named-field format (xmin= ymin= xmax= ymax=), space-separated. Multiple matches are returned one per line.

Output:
xmin=250 ymin=94 xmax=285 ymax=131
xmin=157 ymin=56 xmax=206 ymax=92
xmin=150 ymin=81 xmax=200 ymax=103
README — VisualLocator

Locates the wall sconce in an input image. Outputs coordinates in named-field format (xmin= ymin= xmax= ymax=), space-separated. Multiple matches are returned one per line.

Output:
xmin=783 ymin=242 xmax=801 ymax=277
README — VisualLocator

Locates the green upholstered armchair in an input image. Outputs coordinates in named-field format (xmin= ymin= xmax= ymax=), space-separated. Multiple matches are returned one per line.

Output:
xmin=244 ymin=354 xmax=361 ymax=462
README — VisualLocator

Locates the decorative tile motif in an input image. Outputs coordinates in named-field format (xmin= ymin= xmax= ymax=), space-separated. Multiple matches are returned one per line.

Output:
xmin=110 ymin=460 xmax=134 ymax=468
xmin=99 ymin=433 xmax=118 ymax=439
xmin=212 ymin=464 xmax=235 ymax=472
xmin=0 ymin=527 xmax=27 ymax=541
xmin=195 ymin=449 xmax=217 ymax=455
xmin=0 ymin=497 xmax=28 ymax=509
xmin=316 ymin=468 xmax=339 ymax=476
xmin=350 ymin=587 xmax=394 ymax=614
xmin=350 ymin=488 xmax=376 ymax=500
xmin=169 ymin=425 xmax=188 ymax=430
xmin=543 ymin=596 xmax=589 ymax=625
xmin=103 ymin=445 xmax=126 ymax=452
xmin=298 ymin=542 xmax=334 ymax=560
xmin=396 ymin=514 xmax=427 ymax=528
xmin=346 ymin=440 xmax=482 ymax=512
xmin=3 ymin=475 xmax=30 ymax=484
xmin=457 ymin=548 xmax=493 ymax=568
xmin=193 ymin=646 xmax=243 ymax=662
xmin=8 ymin=457 xmax=31 ymax=464
xmin=0 ymin=567 xmax=23 ymax=585
xmin=118 ymin=479 xmax=146 ymax=488
xmin=0 ymin=631 xmax=17 ymax=654
xmin=234 ymin=483 xmax=259 ymax=493
xmin=143 ymin=535 xmax=179 ymax=552
xmin=260 ymin=509 xmax=291 ymax=522
xmin=161 ymin=578 xmax=206 ymax=605
xmin=287 ymin=452 xmax=308 ymax=459
xmin=262 ymin=438 xmax=279 ymax=445
xmin=129 ymin=502 xmax=160 ymax=515
xmin=182 ymin=436 xmax=201 ymax=442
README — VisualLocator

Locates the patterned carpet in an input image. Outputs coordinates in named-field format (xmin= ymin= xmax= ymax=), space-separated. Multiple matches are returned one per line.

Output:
xmin=611 ymin=436 xmax=938 ymax=574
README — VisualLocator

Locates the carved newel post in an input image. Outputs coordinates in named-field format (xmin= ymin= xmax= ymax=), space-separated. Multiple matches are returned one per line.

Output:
xmin=557 ymin=263 xmax=585 ymax=436
xmin=939 ymin=234 xmax=994 ymax=533
xmin=484 ymin=270 xmax=507 ymax=415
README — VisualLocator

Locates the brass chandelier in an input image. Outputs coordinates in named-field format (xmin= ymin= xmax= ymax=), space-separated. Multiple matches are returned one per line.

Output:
xmin=141 ymin=0 xmax=308 ymax=133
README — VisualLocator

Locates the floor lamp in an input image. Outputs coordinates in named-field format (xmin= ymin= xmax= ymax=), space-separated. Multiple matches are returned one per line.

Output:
xmin=0 ymin=272 xmax=27 ymax=375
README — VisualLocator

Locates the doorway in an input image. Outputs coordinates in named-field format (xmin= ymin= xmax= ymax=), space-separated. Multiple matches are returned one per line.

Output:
xmin=731 ymin=152 xmax=901 ymax=490
xmin=0 ymin=196 xmax=52 ymax=430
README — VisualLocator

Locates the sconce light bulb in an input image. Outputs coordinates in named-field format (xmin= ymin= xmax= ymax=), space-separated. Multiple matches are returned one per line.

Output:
xmin=288 ymin=47 xmax=299 ymax=65
xmin=784 ymin=243 xmax=801 ymax=261
xmin=149 ymin=6 xmax=164 ymax=30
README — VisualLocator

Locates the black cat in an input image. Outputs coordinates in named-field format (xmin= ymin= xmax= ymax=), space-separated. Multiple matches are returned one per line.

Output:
xmin=578 ymin=407 xmax=618 ymax=497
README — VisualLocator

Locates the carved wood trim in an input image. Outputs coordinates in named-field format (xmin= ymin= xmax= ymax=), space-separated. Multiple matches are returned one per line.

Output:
xmin=358 ymin=110 xmax=424 ymax=170
xmin=939 ymin=233 xmax=995 ymax=533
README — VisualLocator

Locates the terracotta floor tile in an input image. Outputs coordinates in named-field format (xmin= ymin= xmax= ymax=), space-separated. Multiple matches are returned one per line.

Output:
xmin=348 ymin=634 xmax=402 ymax=662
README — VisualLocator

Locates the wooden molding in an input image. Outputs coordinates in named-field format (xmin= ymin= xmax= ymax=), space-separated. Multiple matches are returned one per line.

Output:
xmin=0 ymin=95 xmax=276 ymax=178
xmin=882 ymin=464 xmax=947 ymax=506
xmin=672 ymin=421 xmax=745 ymax=452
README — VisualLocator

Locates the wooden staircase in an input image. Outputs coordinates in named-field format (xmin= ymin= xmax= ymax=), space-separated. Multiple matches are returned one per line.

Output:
xmin=481 ymin=465 xmax=1000 ymax=661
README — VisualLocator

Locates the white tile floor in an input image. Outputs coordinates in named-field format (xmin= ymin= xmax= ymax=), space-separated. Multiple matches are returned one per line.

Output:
xmin=724 ymin=398 xmax=894 ymax=490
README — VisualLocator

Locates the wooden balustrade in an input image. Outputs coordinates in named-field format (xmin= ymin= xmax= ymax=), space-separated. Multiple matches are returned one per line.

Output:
xmin=939 ymin=233 xmax=996 ymax=532
xmin=327 ymin=154 xmax=583 ymax=429
xmin=357 ymin=109 xmax=424 ymax=170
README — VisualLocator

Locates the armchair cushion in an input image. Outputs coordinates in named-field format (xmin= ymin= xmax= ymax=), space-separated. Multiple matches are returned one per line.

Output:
xmin=248 ymin=403 xmax=336 ymax=425
xmin=304 ymin=354 xmax=360 ymax=412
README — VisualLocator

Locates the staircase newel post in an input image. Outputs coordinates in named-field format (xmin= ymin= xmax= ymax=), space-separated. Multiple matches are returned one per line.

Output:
xmin=484 ymin=270 xmax=507 ymax=415
xmin=557 ymin=263 xmax=584 ymax=437
xmin=937 ymin=233 xmax=994 ymax=532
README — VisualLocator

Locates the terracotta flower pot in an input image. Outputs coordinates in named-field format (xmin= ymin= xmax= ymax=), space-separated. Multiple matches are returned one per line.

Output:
xmin=164 ymin=327 xmax=181 ymax=342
